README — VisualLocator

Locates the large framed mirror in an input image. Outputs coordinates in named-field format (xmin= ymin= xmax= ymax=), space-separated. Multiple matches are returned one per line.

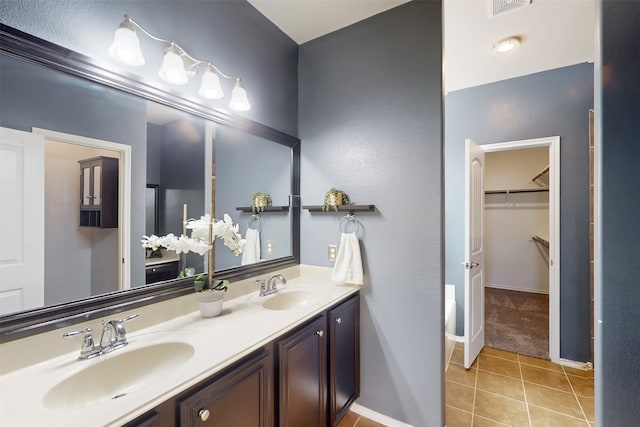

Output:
xmin=0 ymin=24 xmax=300 ymax=342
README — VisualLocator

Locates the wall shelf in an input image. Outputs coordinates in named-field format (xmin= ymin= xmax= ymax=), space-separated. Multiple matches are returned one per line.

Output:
xmin=303 ymin=204 xmax=375 ymax=212
xmin=235 ymin=206 xmax=289 ymax=213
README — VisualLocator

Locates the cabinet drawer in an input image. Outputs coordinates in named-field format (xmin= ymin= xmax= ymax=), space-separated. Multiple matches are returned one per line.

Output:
xmin=145 ymin=261 xmax=180 ymax=284
xmin=180 ymin=347 xmax=273 ymax=427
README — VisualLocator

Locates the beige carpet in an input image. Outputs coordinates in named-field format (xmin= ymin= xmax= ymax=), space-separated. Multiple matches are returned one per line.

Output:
xmin=485 ymin=287 xmax=549 ymax=360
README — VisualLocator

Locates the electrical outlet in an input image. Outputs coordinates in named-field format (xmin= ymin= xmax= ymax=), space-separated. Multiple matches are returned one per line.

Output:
xmin=266 ymin=240 xmax=274 ymax=256
xmin=328 ymin=245 xmax=337 ymax=262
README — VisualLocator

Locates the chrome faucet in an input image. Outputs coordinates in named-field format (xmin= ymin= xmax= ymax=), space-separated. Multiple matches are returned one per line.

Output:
xmin=100 ymin=314 xmax=139 ymax=354
xmin=63 ymin=313 xmax=139 ymax=360
xmin=258 ymin=274 xmax=287 ymax=296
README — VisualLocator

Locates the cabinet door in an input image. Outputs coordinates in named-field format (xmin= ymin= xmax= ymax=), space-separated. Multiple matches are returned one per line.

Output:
xmin=329 ymin=295 xmax=360 ymax=426
xmin=277 ymin=315 xmax=327 ymax=427
xmin=180 ymin=347 xmax=273 ymax=427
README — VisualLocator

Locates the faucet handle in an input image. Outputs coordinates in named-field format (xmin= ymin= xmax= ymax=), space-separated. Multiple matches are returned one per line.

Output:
xmin=118 ymin=313 xmax=139 ymax=324
xmin=63 ymin=327 xmax=92 ymax=339
xmin=256 ymin=279 xmax=267 ymax=294
xmin=63 ymin=327 xmax=97 ymax=359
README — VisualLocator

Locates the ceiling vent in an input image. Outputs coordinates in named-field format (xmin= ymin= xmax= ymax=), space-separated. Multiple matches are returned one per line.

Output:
xmin=491 ymin=0 xmax=532 ymax=17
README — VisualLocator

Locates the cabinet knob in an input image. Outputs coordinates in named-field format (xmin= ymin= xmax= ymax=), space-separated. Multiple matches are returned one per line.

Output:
xmin=198 ymin=409 xmax=210 ymax=421
xmin=335 ymin=317 xmax=342 ymax=325
xmin=316 ymin=329 xmax=324 ymax=337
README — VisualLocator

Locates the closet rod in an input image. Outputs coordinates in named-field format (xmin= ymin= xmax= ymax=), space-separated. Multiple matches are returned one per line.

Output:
xmin=485 ymin=188 xmax=549 ymax=195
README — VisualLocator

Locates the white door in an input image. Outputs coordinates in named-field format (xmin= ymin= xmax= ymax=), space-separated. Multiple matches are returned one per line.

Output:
xmin=464 ymin=139 xmax=485 ymax=369
xmin=0 ymin=127 xmax=45 ymax=315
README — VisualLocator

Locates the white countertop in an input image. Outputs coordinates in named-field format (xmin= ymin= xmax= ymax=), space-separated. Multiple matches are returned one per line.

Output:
xmin=0 ymin=266 xmax=359 ymax=426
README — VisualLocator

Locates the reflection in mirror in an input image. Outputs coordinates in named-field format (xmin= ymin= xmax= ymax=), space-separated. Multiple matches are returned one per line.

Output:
xmin=145 ymin=184 xmax=159 ymax=236
xmin=0 ymin=47 xmax=294 ymax=320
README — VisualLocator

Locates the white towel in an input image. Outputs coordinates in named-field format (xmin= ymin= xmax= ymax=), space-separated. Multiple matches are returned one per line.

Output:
xmin=331 ymin=232 xmax=364 ymax=285
xmin=241 ymin=228 xmax=260 ymax=265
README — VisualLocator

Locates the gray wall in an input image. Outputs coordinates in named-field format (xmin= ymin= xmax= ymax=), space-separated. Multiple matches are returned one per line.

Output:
xmin=597 ymin=0 xmax=640 ymax=424
xmin=299 ymin=2 xmax=443 ymax=425
xmin=445 ymin=63 xmax=594 ymax=362
xmin=0 ymin=0 xmax=298 ymax=136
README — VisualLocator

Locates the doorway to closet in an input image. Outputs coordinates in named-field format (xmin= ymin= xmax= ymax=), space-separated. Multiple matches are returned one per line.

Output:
xmin=483 ymin=145 xmax=550 ymax=360
xmin=464 ymin=136 xmax=560 ymax=367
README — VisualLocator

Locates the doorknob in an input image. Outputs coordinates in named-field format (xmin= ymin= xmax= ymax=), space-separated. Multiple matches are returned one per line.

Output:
xmin=463 ymin=261 xmax=480 ymax=269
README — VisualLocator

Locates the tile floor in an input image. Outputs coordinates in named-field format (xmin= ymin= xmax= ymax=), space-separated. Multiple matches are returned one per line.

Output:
xmin=446 ymin=343 xmax=595 ymax=427
xmin=336 ymin=410 xmax=387 ymax=427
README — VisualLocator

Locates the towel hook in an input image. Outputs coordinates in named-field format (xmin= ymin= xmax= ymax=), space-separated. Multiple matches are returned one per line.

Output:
xmin=339 ymin=213 xmax=360 ymax=234
xmin=247 ymin=214 xmax=262 ymax=232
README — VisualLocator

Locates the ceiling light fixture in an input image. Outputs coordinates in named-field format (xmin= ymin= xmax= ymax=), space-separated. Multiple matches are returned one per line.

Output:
xmin=108 ymin=15 xmax=250 ymax=111
xmin=492 ymin=36 xmax=521 ymax=54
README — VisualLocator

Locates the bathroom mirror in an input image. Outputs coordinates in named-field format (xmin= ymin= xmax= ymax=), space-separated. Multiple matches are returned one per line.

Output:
xmin=0 ymin=25 xmax=300 ymax=341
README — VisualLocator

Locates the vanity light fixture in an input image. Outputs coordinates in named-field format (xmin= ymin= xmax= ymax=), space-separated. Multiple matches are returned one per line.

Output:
xmin=108 ymin=15 xmax=251 ymax=111
xmin=492 ymin=36 xmax=521 ymax=54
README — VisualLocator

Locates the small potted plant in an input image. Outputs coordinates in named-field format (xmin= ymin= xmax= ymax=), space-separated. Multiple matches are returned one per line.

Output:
xmin=322 ymin=188 xmax=352 ymax=212
xmin=252 ymin=192 xmax=272 ymax=212
xmin=193 ymin=274 xmax=229 ymax=317
xmin=141 ymin=213 xmax=244 ymax=318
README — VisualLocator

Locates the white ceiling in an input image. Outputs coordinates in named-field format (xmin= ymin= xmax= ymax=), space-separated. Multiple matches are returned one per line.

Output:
xmin=247 ymin=0 xmax=596 ymax=93
xmin=247 ymin=0 xmax=411 ymax=45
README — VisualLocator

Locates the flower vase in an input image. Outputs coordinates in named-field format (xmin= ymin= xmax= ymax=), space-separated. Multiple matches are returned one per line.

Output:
xmin=195 ymin=289 xmax=225 ymax=318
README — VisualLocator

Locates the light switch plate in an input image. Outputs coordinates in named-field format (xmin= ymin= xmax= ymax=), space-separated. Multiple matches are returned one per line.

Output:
xmin=328 ymin=245 xmax=337 ymax=262
xmin=266 ymin=240 xmax=274 ymax=256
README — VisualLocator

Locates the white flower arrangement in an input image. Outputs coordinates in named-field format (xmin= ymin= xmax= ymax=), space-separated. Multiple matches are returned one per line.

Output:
xmin=141 ymin=213 xmax=245 ymax=257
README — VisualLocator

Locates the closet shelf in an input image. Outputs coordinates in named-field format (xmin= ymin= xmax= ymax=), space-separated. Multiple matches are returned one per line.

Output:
xmin=235 ymin=206 xmax=289 ymax=213
xmin=303 ymin=204 xmax=375 ymax=213
xmin=485 ymin=188 xmax=549 ymax=195
xmin=532 ymin=235 xmax=549 ymax=248
xmin=532 ymin=165 xmax=550 ymax=188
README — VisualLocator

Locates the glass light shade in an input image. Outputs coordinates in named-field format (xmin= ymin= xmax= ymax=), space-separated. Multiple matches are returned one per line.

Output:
xmin=108 ymin=27 xmax=145 ymax=66
xmin=493 ymin=37 xmax=520 ymax=54
xmin=198 ymin=69 xmax=224 ymax=99
xmin=158 ymin=48 xmax=188 ymax=85
xmin=229 ymin=80 xmax=251 ymax=111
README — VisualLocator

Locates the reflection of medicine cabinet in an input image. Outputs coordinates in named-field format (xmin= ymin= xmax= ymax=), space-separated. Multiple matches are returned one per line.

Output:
xmin=78 ymin=156 xmax=118 ymax=228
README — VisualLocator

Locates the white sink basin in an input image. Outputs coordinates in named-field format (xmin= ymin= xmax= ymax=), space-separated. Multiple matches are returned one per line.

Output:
xmin=43 ymin=342 xmax=194 ymax=410
xmin=262 ymin=289 xmax=330 ymax=310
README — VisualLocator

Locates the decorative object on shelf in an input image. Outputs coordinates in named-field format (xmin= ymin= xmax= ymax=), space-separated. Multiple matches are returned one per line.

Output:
xmin=251 ymin=192 xmax=272 ymax=213
xmin=322 ymin=188 xmax=352 ymax=212
xmin=108 ymin=15 xmax=251 ymax=111
xmin=141 ymin=213 xmax=244 ymax=318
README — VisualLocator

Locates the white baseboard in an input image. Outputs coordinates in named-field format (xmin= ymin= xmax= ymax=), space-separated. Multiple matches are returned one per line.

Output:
xmin=350 ymin=403 xmax=413 ymax=427
xmin=555 ymin=357 xmax=593 ymax=370
xmin=449 ymin=334 xmax=464 ymax=343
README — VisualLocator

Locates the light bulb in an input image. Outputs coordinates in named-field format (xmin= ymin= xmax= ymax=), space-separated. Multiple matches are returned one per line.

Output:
xmin=229 ymin=79 xmax=251 ymax=111
xmin=198 ymin=67 xmax=224 ymax=99
xmin=493 ymin=37 xmax=521 ymax=54
xmin=158 ymin=46 xmax=188 ymax=85
xmin=108 ymin=22 xmax=145 ymax=66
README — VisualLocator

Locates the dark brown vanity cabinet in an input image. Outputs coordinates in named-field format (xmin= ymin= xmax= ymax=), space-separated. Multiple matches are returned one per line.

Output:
xmin=123 ymin=293 xmax=360 ymax=427
xmin=78 ymin=156 xmax=118 ymax=228
xmin=277 ymin=315 xmax=328 ymax=427
xmin=328 ymin=295 xmax=360 ymax=426
xmin=179 ymin=347 xmax=274 ymax=427
xmin=276 ymin=293 xmax=360 ymax=427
